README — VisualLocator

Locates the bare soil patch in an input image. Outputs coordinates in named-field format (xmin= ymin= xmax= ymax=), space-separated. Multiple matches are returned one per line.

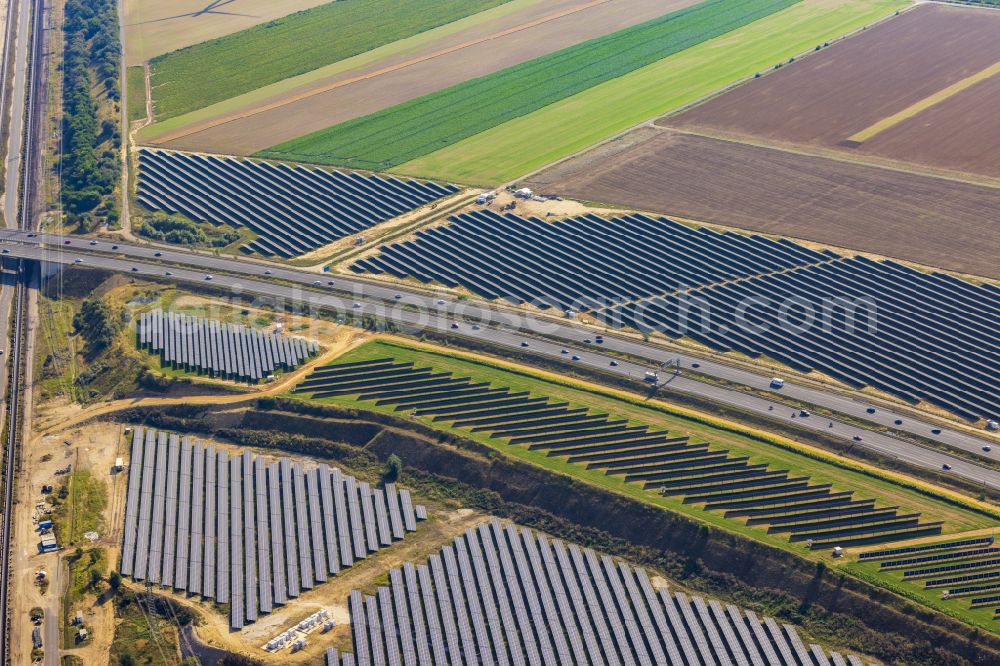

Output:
xmin=528 ymin=128 xmax=1000 ymax=279
xmin=158 ymin=0 xmax=698 ymax=155
xmin=123 ymin=0 xmax=331 ymax=65
xmin=667 ymin=3 xmax=1000 ymax=180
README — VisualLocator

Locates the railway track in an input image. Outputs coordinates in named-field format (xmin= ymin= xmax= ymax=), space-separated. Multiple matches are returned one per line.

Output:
xmin=0 ymin=0 xmax=45 ymax=660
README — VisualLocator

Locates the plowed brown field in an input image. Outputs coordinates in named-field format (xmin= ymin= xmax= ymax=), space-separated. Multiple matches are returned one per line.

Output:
xmin=528 ymin=128 xmax=1000 ymax=279
xmin=667 ymin=3 xmax=1000 ymax=180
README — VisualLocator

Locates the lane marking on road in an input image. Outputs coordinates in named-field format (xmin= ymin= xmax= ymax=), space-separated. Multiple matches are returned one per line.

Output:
xmin=845 ymin=59 xmax=1000 ymax=144
xmin=150 ymin=0 xmax=614 ymax=145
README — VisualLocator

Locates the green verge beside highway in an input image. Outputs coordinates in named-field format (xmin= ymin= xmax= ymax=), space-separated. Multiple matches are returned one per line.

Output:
xmin=256 ymin=0 xmax=801 ymax=170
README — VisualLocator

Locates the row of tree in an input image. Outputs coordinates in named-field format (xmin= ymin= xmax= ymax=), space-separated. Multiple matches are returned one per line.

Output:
xmin=62 ymin=0 xmax=120 ymax=231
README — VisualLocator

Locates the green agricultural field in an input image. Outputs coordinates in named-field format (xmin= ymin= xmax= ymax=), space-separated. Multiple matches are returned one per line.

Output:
xmin=291 ymin=338 xmax=1000 ymax=630
xmin=125 ymin=66 xmax=146 ymax=124
xmin=400 ymin=0 xmax=907 ymax=184
xmin=257 ymin=0 xmax=800 ymax=170
xmin=148 ymin=0 xmax=510 ymax=120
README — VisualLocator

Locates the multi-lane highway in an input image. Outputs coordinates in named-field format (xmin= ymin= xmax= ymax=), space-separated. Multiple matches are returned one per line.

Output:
xmin=1 ymin=230 xmax=997 ymax=492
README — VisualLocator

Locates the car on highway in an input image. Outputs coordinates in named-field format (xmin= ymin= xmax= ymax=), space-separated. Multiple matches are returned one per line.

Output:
xmin=327 ymin=281 xmax=335 ymax=286
xmin=264 ymin=270 xmax=272 ymax=275
xmin=521 ymin=341 xmax=529 ymax=347
xmin=769 ymin=378 xmax=784 ymax=389
xmin=571 ymin=355 xmax=581 ymax=361
xmin=89 ymin=240 xmax=97 ymax=245
xmin=73 ymin=258 xmax=82 ymax=264
xmin=609 ymin=360 xmax=618 ymax=366
xmin=394 ymin=294 xmax=402 ymax=299
xmin=154 ymin=251 xmax=162 ymax=257
xmin=942 ymin=463 xmax=952 ymax=471
xmin=130 ymin=266 xmax=138 ymax=272
xmin=313 ymin=280 xmax=322 ymax=286
xmin=353 ymin=303 xmax=362 ymax=308
xmin=205 ymin=274 xmax=213 ymax=280
xmin=799 ymin=410 xmax=811 ymax=417
xmin=471 ymin=324 xmax=480 ymax=331
xmin=450 ymin=323 xmax=459 ymax=329
xmin=983 ymin=446 xmax=992 ymax=452
xmin=436 ymin=299 xmax=446 ymax=305
xmin=561 ymin=349 xmax=568 ymax=354
xmin=852 ymin=435 xmax=863 ymax=441
xmin=2 ymin=248 xmax=10 ymax=254
xmin=111 ymin=245 xmax=118 ymax=250
xmin=165 ymin=271 xmax=172 ymax=276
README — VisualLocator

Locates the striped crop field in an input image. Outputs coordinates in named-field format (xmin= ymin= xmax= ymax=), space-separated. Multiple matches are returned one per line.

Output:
xmin=288 ymin=341 xmax=995 ymax=554
xmin=147 ymin=0 xmax=510 ymax=120
xmin=257 ymin=0 xmax=801 ymax=170
xmin=397 ymin=0 xmax=906 ymax=184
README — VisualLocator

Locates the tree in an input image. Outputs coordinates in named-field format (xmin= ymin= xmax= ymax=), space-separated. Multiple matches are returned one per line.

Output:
xmin=88 ymin=568 xmax=102 ymax=589
xmin=383 ymin=454 xmax=403 ymax=483
xmin=72 ymin=298 xmax=127 ymax=352
xmin=108 ymin=570 xmax=122 ymax=591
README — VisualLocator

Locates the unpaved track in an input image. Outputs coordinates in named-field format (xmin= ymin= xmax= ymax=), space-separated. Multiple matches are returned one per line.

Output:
xmin=529 ymin=127 xmax=1000 ymax=280
xmin=157 ymin=0 xmax=697 ymax=155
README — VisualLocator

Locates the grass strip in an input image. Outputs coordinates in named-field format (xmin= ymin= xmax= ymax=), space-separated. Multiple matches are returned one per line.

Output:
xmin=257 ymin=0 xmax=800 ymax=170
xmin=149 ymin=0 xmax=510 ymax=120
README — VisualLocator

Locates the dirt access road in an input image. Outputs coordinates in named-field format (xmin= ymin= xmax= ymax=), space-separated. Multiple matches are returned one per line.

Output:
xmin=153 ymin=0 xmax=698 ymax=155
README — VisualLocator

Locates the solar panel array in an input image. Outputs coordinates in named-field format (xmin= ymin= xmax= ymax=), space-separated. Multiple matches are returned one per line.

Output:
xmin=136 ymin=309 xmax=318 ymax=382
xmin=860 ymin=536 xmax=1000 ymax=619
xmin=120 ymin=427 xmax=427 ymax=630
xmin=351 ymin=210 xmax=835 ymax=311
xmin=324 ymin=520 xmax=873 ymax=666
xmin=351 ymin=211 xmax=1000 ymax=422
xmin=599 ymin=255 xmax=999 ymax=422
xmin=295 ymin=358 xmax=943 ymax=548
xmin=136 ymin=148 xmax=460 ymax=257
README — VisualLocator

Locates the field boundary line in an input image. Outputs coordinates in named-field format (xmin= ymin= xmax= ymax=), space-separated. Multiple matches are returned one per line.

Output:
xmin=846 ymin=58 xmax=1000 ymax=143
xmin=148 ymin=0 xmax=614 ymax=146
xmin=511 ymin=0 xmax=913 ymax=188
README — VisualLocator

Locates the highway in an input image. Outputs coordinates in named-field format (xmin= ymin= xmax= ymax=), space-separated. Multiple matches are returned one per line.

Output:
xmin=1 ymin=232 xmax=998 ymax=492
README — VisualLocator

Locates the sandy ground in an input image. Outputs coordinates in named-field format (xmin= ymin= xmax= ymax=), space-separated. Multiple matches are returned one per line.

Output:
xmin=527 ymin=126 xmax=1000 ymax=280
xmin=668 ymin=3 xmax=1000 ymax=182
xmin=123 ymin=0 xmax=330 ymax=65
xmin=156 ymin=0 xmax=699 ymax=154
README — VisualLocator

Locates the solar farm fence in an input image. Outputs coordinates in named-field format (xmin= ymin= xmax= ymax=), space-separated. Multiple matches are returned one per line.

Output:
xmin=137 ymin=308 xmax=318 ymax=382
xmin=324 ymin=520 xmax=874 ymax=666
xmin=136 ymin=148 xmax=459 ymax=257
xmin=120 ymin=427 xmax=427 ymax=629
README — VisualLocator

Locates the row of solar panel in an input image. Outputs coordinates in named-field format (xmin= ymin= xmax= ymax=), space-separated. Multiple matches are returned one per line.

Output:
xmin=136 ymin=148 xmax=458 ymax=257
xmin=871 ymin=537 xmax=1000 ymax=618
xmin=323 ymin=520 xmax=872 ymax=666
xmin=120 ymin=427 xmax=426 ymax=629
xmin=295 ymin=359 xmax=943 ymax=549
xmin=860 ymin=536 xmax=995 ymax=561
xmin=350 ymin=210 xmax=999 ymax=422
xmin=351 ymin=210 xmax=835 ymax=311
xmin=136 ymin=309 xmax=318 ymax=382
xmin=598 ymin=255 xmax=1000 ymax=421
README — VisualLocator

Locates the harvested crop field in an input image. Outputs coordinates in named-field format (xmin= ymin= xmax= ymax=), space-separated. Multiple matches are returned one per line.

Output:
xmin=152 ymin=0 xmax=700 ymax=155
xmin=667 ymin=3 xmax=1000 ymax=180
xmin=528 ymin=128 xmax=1000 ymax=279
xmin=123 ymin=0 xmax=331 ymax=65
